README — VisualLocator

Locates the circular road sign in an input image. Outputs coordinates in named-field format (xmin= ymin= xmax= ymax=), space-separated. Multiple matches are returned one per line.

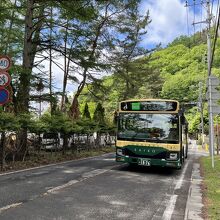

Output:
xmin=0 ymin=88 xmax=9 ymax=105
xmin=0 ymin=55 xmax=11 ymax=71
xmin=0 ymin=72 xmax=11 ymax=87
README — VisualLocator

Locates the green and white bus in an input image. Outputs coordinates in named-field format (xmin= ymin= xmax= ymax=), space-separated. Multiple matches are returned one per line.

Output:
xmin=115 ymin=99 xmax=188 ymax=169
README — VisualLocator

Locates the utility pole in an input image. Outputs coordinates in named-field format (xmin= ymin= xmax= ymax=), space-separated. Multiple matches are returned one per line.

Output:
xmin=187 ymin=0 xmax=214 ymax=167
xmin=206 ymin=0 xmax=215 ymax=168
xmin=198 ymin=82 xmax=205 ymax=149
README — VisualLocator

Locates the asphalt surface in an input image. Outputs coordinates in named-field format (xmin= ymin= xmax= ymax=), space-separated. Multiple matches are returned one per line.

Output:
xmin=0 ymin=144 xmax=206 ymax=220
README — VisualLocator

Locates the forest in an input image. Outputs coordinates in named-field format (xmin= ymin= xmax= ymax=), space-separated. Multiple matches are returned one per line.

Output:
xmin=0 ymin=0 xmax=218 ymax=169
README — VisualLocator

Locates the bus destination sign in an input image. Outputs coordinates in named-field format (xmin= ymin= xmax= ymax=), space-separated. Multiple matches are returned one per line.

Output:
xmin=120 ymin=101 xmax=178 ymax=112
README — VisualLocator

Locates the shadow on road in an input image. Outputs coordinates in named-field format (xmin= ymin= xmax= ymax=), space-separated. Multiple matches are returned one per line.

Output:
xmin=112 ymin=164 xmax=179 ymax=176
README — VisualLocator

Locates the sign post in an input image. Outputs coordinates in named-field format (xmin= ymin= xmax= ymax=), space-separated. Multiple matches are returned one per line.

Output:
xmin=0 ymin=55 xmax=11 ymax=171
xmin=0 ymin=55 xmax=11 ymax=106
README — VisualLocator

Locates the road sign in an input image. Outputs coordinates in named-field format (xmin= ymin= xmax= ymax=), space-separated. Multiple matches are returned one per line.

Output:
xmin=0 ymin=88 xmax=9 ymax=105
xmin=0 ymin=72 xmax=11 ymax=87
xmin=0 ymin=55 xmax=11 ymax=71
xmin=207 ymin=75 xmax=220 ymax=114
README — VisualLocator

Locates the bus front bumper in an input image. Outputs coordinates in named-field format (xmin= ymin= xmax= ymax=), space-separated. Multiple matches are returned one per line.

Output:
xmin=116 ymin=155 xmax=181 ymax=168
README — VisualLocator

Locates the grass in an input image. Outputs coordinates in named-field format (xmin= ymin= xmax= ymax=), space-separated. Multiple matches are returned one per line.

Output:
xmin=0 ymin=146 xmax=115 ymax=173
xmin=200 ymin=155 xmax=220 ymax=220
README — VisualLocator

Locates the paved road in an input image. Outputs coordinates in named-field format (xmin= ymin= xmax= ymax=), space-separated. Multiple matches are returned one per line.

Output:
xmin=0 ymin=145 xmax=206 ymax=220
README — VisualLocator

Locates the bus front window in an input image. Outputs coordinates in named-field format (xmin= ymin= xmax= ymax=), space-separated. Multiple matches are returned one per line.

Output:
xmin=118 ymin=113 xmax=179 ymax=144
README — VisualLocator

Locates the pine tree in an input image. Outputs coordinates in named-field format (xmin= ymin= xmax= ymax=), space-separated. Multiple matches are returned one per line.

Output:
xmin=83 ymin=103 xmax=91 ymax=120
xmin=93 ymin=103 xmax=105 ymax=125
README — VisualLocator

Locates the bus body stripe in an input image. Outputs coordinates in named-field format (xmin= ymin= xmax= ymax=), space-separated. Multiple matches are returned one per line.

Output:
xmin=116 ymin=140 xmax=180 ymax=151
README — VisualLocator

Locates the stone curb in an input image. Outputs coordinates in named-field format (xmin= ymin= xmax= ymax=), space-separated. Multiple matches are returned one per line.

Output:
xmin=184 ymin=163 xmax=203 ymax=220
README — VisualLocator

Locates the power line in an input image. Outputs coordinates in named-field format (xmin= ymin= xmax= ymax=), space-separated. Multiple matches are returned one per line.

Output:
xmin=213 ymin=0 xmax=219 ymax=24
xmin=194 ymin=0 xmax=196 ymax=42
xmin=200 ymin=1 xmax=203 ymax=35
xmin=210 ymin=2 xmax=220 ymax=71
xmin=211 ymin=0 xmax=215 ymax=16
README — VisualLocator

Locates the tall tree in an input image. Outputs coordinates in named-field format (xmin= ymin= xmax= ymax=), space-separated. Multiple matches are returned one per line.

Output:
xmin=111 ymin=2 xmax=151 ymax=99
xmin=93 ymin=103 xmax=105 ymax=125
xmin=83 ymin=103 xmax=91 ymax=120
xmin=15 ymin=0 xmax=46 ymax=159
xmin=68 ymin=0 xmax=146 ymax=118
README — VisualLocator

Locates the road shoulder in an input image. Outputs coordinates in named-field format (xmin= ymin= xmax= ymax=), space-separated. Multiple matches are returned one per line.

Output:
xmin=184 ymin=162 xmax=203 ymax=220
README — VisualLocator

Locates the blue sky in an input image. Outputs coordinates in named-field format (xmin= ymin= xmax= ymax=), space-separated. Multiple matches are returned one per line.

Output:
xmin=139 ymin=0 xmax=217 ymax=49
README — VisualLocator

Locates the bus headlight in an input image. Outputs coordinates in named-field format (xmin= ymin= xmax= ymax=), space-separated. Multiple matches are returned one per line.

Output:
xmin=168 ymin=153 xmax=178 ymax=160
xmin=117 ymin=148 xmax=124 ymax=156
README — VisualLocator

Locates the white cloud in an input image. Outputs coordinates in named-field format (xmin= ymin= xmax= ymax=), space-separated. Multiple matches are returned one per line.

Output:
xmin=34 ymin=51 xmax=80 ymax=94
xmin=140 ymin=0 xmax=205 ymax=47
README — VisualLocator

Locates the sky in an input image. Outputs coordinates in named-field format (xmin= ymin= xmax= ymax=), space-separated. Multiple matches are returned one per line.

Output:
xmin=139 ymin=0 xmax=214 ymax=48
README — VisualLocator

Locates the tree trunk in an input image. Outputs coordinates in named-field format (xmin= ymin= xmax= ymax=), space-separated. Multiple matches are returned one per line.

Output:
xmin=61 ymin=21 xmax=69 ymax=112
xmin=62 ymin=134 xmax=68 ymax=155
xmin=49 ymin=6 xmax=53 ymax=114
xmin=69 ymin=6 xmax=109 ymax=119
xmin=0 ymin=131 xmax=6 ymax=171
xmin=16 ymin=0 xmax=45 ymax=160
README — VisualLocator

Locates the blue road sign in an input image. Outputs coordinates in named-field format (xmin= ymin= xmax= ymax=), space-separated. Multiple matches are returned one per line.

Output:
xmin=0 ymin=88 xmax=9 ymax=105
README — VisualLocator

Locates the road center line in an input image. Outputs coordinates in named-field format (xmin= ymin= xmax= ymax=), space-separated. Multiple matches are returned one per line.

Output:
xmin=45 ymin=164 xmax=123 ymax=195
xmin=0 ymin=203 xmax=22 ymax=214
xmin=45 ymin=167 xmax=118 ymax=195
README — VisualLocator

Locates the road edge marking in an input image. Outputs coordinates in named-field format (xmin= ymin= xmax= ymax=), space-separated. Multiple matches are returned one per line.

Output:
xmin=0 ymin=152 xmax=114 ymax=177
xmin=175 ymin=161 xmax=189 ymax=190
xmin=162 ymin=160 xmax=189 ymax=220
xmin=0 ymin=202 xmax=22 ymax=214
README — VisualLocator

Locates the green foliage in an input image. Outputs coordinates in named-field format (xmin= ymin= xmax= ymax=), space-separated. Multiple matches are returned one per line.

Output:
xmin=93 ymin=103 xmax=105 ymax=125
xmin=0 ymin=111 xmax=19 ymax=131
xmin=82 ymin=103 xmax=91 ymax=120
xmin=200 ymin=156 xmax=220 ymax=219
xmin=168 ymin=31 xmax=206 ymax=48
xmin=40 ymin=112 xmax=77 ymax=134
xmin=186 ymin=105 xmax=209 ymax=135
xmin=2 ymin=0 xmax=218 ymax=139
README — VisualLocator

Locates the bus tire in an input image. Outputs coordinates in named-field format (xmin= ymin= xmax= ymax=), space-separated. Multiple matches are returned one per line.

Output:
xmin=185 ymin=145 xmax=188 ymax=159
xmin=128 ymin=163 xmax=137 ymax=168
xmin=181 ymin=147 xmax=184 ymax=164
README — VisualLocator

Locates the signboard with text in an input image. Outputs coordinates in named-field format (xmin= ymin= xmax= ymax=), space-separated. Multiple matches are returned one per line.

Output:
xmin=0 ymin=55 xmax=11 ymax=72
xmin=0 ymin=55 xmax=12 ymax=106
xmin=0 ymin=72 xmax=11 ymax=87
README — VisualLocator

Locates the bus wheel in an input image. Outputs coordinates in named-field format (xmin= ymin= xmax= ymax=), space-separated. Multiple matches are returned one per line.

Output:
xmin=185 ymin=145 xmax=188 ymax=159
xmin=128 ymin=163 xmax=137 ymax=168
xmin=176 ymin=165 xmax=182 ymax=170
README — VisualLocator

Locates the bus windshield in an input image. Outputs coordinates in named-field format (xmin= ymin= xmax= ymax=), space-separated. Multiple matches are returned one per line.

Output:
xmin=118 ymin=113 xmax=179 ymax=144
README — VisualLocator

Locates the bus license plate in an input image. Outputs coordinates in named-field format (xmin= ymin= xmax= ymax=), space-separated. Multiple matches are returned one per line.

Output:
xmin=138 ymin=159 xmax=151 ymax=166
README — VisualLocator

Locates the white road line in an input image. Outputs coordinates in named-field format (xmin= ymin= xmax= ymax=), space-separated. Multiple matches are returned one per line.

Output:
xmin=45 ymin=164 xmax=122 ymax=195
xmin=162 ymin=195 xmax=178 ymax=220
xmin=162 ymin=161 xmax=189 ymax=220
xmin=46 ymin=180 xmax=79 ymax=194
xmin=0 ymin=203 xmax=22 ymax=214
xmin=174 ymin=161 xmax=189 ymax=190
xmin=45 ymin=168 xmax=113 ymax=195
xmin=0 ymin=153 xmax=114 ymax=177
